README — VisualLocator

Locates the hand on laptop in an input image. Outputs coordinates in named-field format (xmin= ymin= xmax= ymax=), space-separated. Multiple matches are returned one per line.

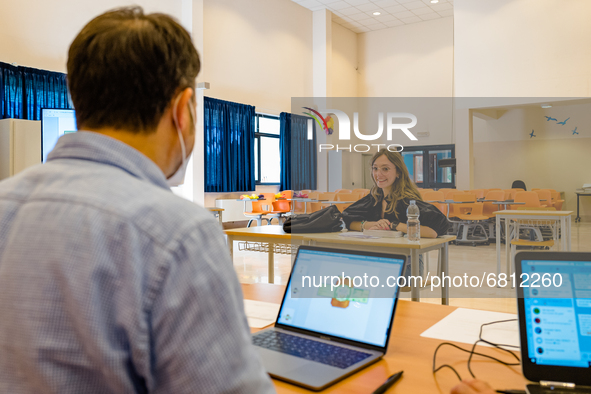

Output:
xmin=451 ymin=379 xmax=495 ymax=394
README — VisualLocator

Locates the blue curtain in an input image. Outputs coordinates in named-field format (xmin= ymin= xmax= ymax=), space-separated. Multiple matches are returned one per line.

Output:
xmin=0 ymin=61 xmax=71 ymax=120
xmin=0 ymin=63 xmax=23 ymax=119
xmin=279 ymin=112 xmax=317 ymax=191
xmin=204 ymin=97 xmax=255 ymax=192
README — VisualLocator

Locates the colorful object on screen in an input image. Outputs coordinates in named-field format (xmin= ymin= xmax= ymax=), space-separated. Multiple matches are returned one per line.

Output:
xmin=303 ymin=107 xmax=334 ymax=135
xmin=544 ymin=116 xmax=558 ymax=122
xmin=572 ymin=127 xmax=579 ymax=135
xmin=530 ymin=130 xmax=536 ymax=138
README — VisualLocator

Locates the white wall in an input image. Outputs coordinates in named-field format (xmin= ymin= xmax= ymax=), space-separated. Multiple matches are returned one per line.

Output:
xmin=0 ymin=0 xmax=183 ymax=72
xmin=472 ymin=102 xmax=591 ymax=216
xmin=357 ymin=17 xmax=454 ymax=98
xmin=454 ymin=0 xmax=591 ymax=97
xmin=202 ymin=0 xmax=313 ymax=115
xmin=331 ymin=22 xmax=357 ymax=98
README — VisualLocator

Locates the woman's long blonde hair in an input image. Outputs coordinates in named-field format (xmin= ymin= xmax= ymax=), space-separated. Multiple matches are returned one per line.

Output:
xmin=369 ymin=149 xmax=422 ymax=219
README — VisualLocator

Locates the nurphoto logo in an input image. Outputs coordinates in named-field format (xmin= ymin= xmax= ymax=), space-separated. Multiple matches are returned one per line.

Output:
xmin=303 ymin=108 xmax=418 ymax=153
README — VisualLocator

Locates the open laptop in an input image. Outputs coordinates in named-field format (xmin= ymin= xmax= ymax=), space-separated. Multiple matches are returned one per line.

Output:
xmin=252 ymin=245 xmax=406 ymax=391
xmin=515 ymin=252 xmax=591 ymax=394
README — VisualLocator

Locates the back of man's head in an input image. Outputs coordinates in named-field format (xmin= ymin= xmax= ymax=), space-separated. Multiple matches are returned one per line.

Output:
xmin=67 ymin=7 xmax=200 ymax=133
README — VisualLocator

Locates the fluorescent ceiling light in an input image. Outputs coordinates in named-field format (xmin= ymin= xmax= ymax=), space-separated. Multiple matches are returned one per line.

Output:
xmin=373 ymin=11 xmax=381 ymax=15
xmin=541 ymin=104 xmax=552 ymax=108
xmin=430 ymin=0 xmax=439 ymax=3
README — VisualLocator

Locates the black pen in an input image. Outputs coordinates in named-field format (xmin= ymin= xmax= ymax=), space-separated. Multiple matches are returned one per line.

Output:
xmin=372 ymin=370 xmax=403 ymax=394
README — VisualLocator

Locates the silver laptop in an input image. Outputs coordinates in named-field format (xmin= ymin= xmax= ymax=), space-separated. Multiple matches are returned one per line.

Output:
xmin=252 ymin=245 xmax=406 ymax=391
xmin=516 ymin=252 xmax=591 ymax=394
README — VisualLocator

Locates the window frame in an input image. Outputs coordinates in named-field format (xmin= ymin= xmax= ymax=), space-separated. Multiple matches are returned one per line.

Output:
xmin=401 ymin=144 xmax=455 ymax=189
xmin=254 ymin=113 xmax=281 ymax=185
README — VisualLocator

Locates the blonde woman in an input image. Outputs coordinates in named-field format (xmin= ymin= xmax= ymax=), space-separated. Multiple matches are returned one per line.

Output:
xmin=343 ymin=149 xmax=449 ymax=238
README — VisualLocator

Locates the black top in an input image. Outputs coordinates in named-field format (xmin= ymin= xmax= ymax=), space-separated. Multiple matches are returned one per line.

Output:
xmin=342 ymin=194 xmax=450 ymax=237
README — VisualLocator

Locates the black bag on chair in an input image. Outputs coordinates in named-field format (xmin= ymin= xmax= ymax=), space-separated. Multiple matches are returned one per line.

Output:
xmin=283 ymin=205 xmax=344 ymax=233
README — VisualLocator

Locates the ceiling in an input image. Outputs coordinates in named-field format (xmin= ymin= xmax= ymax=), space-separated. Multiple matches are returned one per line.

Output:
xmin=290 ymin=0 xmax=454 ymax=33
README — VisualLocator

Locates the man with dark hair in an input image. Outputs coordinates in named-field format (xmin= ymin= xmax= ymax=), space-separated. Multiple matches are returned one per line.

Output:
xmin=0 ymin=7 xmax=275 ymax=394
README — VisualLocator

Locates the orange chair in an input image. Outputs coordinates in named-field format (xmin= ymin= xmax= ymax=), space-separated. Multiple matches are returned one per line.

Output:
xmin=443 ymin=189 xmax=459 ymax=200
xmin=280 ymin=190 xmax=293 ymax=199
xmin=534 ymin=189 xmax=553 ymax=208
xmin=301 ymin=191 xmax=319 ymax=214
xmin=334 ymin=192 xmax=360 ymax=212
xmin=551 ymin=191 xmax=564 ymax=210
xmin=450 ymin=192 xmax=489 ymax=245
xmin=310 ymin=192 xmax=335 ymax=213
xmin=419 ymin=188 xmax=434 ymax=199
xmin=512 ymin=191 xmax=544 ymax=210
xmin=470 ymin=189 xmax=486 ymax=199
xmin=243 ymin=200 xmax=272 ymax=227
xmin=270 ymin=200 xmax=292 ymax=224
xmin=423 ymin=191 xmax=447 ymax=216
xmin=353 ymin=188 xmax=370 ymax=197
xmin=334 ymin=189 xmax=352 ymax=193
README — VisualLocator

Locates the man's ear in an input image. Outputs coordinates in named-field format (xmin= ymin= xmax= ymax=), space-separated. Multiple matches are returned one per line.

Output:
xmin=172 ymin=87 xmax=194 ymax=131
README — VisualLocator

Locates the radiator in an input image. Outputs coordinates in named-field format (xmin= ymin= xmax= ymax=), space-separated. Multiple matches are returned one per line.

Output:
xmin=215 ymin=198 xmax=252 ymax=222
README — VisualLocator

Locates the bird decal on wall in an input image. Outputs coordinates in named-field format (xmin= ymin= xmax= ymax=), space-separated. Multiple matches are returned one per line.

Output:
xmin=557 ymin=117 xmax=570 ymax=125
xmin=572 ymin=127 xmax=579 ymax=135
xmin=544 ymin=116 xmax=558 ymax=122
xmin=530 ymin=130 xmax=536 ymax=138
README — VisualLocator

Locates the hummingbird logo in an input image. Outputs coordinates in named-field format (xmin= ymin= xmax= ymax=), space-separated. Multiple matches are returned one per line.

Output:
xmin=303 ymin=107 xmax=334 ymax=135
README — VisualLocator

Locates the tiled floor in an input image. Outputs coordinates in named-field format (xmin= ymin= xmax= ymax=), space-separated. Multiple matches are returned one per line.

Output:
xmin=230 ymin=221 xmax=591 ymax=314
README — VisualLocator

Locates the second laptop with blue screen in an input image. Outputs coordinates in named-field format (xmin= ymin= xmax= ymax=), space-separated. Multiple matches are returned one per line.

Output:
xmin=252 ymin=245 xmax=406 ymax=391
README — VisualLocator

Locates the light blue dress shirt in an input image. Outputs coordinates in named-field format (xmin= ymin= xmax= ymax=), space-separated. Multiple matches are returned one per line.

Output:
xmin=0 ymin=132 xmax=276 ymax=394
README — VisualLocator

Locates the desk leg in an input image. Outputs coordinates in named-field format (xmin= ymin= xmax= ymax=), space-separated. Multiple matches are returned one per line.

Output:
xmin=268 ymin=242 xmax=275 ymax=284
xmin=441 ymin=243 xmax=449 ymax=305
xmin=577 ymin=194 xmax=581 ymax=222
xmin=505 ymin=219 xmax=511 ymax=277
xmin=567 ymin=215 xmax=572 ymax=250
xmin=227 ymin=234 xmax=234 ymax=262
xmin=411 ymin=249 xmax=420 ymax=302
xmin=496 ymin=215 xmax=501 ymax=280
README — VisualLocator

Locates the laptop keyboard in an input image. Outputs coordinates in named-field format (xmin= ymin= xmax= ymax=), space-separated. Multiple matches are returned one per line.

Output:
xmin=253 ymin=330 xmax=372 ymax=369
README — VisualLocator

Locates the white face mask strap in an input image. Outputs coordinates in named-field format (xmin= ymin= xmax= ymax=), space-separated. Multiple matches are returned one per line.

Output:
xmin=172 ymin=94 xmax=187 ymax=162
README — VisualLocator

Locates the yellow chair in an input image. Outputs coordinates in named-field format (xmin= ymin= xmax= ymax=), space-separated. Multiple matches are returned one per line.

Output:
xmin=353 ymin=188 xmax=370 ymax=197
xmin=334 ymin=189 xmax=352 ymax=193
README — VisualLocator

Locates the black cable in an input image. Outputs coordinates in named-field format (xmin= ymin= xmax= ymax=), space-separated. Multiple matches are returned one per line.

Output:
xmin=467 ymin=319 xmax=520 ymax=378
xmin=432 ymin=319 xmax=522 ymax=387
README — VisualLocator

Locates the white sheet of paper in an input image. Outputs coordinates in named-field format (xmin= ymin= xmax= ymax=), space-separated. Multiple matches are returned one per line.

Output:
xmin=244 ymin=299 xmax=280 ymax=328
xmin=420 ymin=308 xmax=520 ymax=348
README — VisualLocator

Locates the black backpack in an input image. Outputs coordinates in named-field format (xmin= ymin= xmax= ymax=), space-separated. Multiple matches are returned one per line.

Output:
xmin=283 ymin=205 xmax=343 ymax=233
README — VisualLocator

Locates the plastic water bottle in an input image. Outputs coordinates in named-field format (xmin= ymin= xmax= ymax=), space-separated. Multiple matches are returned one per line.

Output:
xmin=407 ymin=200 xmax=420 ymax=241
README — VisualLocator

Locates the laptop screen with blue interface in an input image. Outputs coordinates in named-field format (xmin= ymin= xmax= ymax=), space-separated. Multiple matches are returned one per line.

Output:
xmin=521 ymin=260 xmax=591 ymax=368
xmin=277 ymin=249 xmax=404 ymax=348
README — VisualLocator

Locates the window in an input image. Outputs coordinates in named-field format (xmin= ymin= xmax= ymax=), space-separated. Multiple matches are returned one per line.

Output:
xmin=255 ymin=114 xmax=280 ymax=184
xmin=401 ymin=144 xmax=455 ymax=189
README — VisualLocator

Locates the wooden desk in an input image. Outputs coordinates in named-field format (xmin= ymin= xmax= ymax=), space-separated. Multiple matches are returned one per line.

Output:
xmin=226 ymin=226 xmax=456 ymax=304
xmin=206 ymin=207 xmax=224 ymax=225
xmin=243 ymin=283 xmax=527 ymax=394
xmin=494 ymin=210 xmax=573 ymax=278
xmin=225 ymin=226 xmax=307 ymax=284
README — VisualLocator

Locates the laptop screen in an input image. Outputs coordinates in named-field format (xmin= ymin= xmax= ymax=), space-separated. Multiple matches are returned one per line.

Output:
xmin=521 ymin=260 xmax=591 ymax=368
xmin=277 ymin=248 xmax=405 ymax=348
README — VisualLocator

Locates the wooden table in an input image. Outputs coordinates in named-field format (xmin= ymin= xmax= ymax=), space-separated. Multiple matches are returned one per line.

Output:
xmin=226 ymin=226 xmax=456 ymax=304
xmin=243 ymin=283 xmax=527 ymax=394
xmin=494 ymin=210 xmax=573 ymax=278
xmin=206 ymin=207 xmax=224 ymax=225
